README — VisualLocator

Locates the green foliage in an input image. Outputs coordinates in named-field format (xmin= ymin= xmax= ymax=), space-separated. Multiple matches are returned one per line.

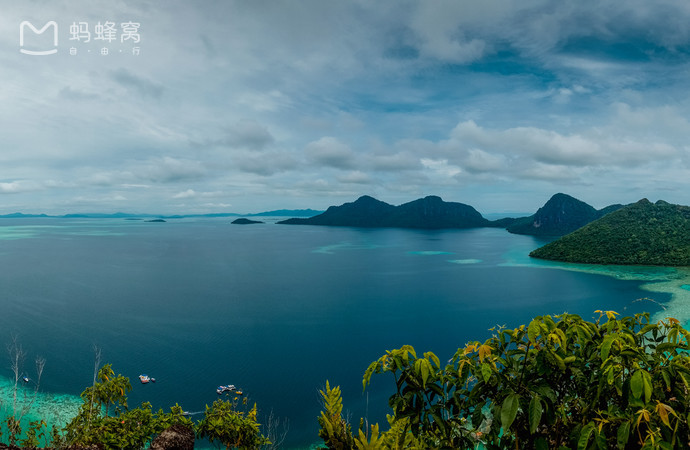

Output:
xmin=318 ymin=381 xmax=355 ymax=449
xmin=531 ymin=199 xmax=690 ymax=265
xmin=79 ymin=363 xmax=132 ymax=418
xmin=19 ymin=419 xmax=46 ymax=448
xmin=1 ymin=361 xmax=270 ymax=449
xmin=321 ymin=311 xmax=690 ymax=449
xmin=61 ymin=365 xmax=196 ymax=449
xmin=360 ymin=345 xmax=477 ymax=448
xmin=63 ymin=363 xmax=133 ymax=445
xmin=5 ymin=416 xmax=21 ymax=446
xmin=196 ymin=398 xmax=270 ymax=449
xmin=155 ymin=403 xmax=195 ymax=430
xmin=317 ymin=382 xmax=423 ymax=450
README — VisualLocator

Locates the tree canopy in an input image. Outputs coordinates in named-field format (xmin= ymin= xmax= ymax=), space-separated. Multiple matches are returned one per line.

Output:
xmin=319 ymin=311 xmax=690 ymax=449
xmin=531 ymin=199 xmax=690 ymax=265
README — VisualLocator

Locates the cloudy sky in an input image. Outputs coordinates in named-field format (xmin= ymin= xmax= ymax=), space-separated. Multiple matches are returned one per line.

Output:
xmin=2 ymin=0 xmax=690 ymax=214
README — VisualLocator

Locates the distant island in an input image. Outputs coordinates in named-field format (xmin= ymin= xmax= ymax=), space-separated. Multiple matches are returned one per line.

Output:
xmin=5 ymin=193 xmax=690 ymax=266
xmin=278 ymin=195 xmax=490 ymax=229
xmin=231 ymin=218 xmax=264 ymax=225
xmin=275 ymin=193 xmax=627 ymax=233
xmin=248 ymin=209 xmax=322 ymax=217
xmin=530 ymin=199 xmax=690 ymax=265
xmin=507 ymin=193 xmax=623 ymax=236
xmin=0 ymin=209 xmax=323 ymax=220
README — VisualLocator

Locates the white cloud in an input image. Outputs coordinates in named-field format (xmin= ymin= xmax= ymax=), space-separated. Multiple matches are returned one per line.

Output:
xmin=136 ymin=157 xmax=206 ymax=183
xmin=304 ymin=137 xmax=356 ymax=169
xmin=421 ymin=158 xmax=462 ymax=178
xmin=463 ymin=149 xmax=506 ymax=174
xmin=337 ymin=171 xmax=372 ymax=184
xmin=446 ymin=117 xmax=680 ymax=170
xmin=0 ymin=181 xmax=31 ymax=194
xmin=234 ymin=151 xmax=297 ymax=176
xmin=235 ymin=91 xmax=291 ymax=113
xmin=224 ymin=119 xmax=275 ymax=150
xmin=4 ymin=1 xmax=690 ymax=213
xmin=173 ymin=189 xmax=196 ymax=199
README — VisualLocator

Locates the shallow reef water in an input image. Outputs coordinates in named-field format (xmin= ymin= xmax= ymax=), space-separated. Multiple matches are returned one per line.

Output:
xmin=502 ymin=246 xmax=690 ymax=326
xmin=0 ymin=377 xmax=81 ymax=440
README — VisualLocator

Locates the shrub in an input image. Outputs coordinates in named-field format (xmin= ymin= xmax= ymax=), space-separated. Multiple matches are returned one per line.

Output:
xmin=320 ymin=311 xmax=690 ymax=449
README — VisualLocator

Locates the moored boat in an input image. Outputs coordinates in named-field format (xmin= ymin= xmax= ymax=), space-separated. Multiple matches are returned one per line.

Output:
xmin=216 ymin=384 xmax=236 ymax=395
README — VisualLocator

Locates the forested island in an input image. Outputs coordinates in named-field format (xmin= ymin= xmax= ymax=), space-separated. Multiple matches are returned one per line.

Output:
xmin=231 ymin=218 xmax=265 ymax=224
xmin=530 ymin=199 xmax=690 ymax=265
xmin=506 ymin=193 xmax=622 ymax=236
xmin=277 ymin=193 xmax=690 ymax=267
xmin=277 ymin=193 xmax=622 ymax=236
xmin=278 ymin=195 xmax=491 ymax=229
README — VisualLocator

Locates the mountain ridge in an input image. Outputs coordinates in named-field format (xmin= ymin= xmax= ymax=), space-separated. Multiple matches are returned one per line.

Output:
xmin=530 ymin=198 xmax=690 ymax=265
xmin=507 ymin=193 xmax=623 ymax=236
xmin=278 ymin=195 xmax=490 ymax=229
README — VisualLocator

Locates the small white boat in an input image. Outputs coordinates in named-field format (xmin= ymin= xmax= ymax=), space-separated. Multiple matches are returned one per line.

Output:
xmin=216 ymin=384 xmax=236 ymax=395
xmin=139 ymin=374 xmax=155 ymax=384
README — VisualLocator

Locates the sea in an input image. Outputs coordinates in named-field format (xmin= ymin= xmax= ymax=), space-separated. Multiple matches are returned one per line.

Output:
xmin=0 ymin=217 xmax=688 ymax=448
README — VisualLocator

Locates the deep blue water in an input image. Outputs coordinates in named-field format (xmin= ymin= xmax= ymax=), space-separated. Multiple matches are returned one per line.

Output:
xmin=0 ymin=219 xmax=668 ymax=448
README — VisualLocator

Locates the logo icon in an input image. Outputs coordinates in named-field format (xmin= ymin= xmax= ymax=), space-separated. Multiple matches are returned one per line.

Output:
xmin=19 ymin=21 xmax=58 ymax=55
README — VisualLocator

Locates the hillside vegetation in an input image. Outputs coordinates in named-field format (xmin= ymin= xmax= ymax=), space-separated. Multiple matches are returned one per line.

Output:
xmin=279 ymin=195 xmax=489 ymax=229
xmin=320 ymin=312 xmax=690 ymax=449
xmin=507 ymin=193 xmax=622 ymax=236
xmin=530 ymin=199 xmax=690 ymax=265
xmin=3 ymin=311 xmax=690 ymax=448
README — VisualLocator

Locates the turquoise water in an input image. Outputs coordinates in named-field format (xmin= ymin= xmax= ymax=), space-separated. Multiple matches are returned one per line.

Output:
xmin=0 ymin=219 xmax=678 ymax=447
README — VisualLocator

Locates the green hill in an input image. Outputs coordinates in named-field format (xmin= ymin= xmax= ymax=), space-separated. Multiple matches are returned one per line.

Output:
xmin=278 ymin=195 xmax=489 ymax=229
xmin=507 ymin=193 xmax=622 ymax=236
xmin=530 ymin=199 xmax=690 ymax=265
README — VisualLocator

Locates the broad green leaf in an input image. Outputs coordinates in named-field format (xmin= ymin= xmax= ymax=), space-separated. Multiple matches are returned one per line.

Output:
xmin=501 ymin=393 xmax=520 ymax=431
xmin=420 ymin=360 xmax=430 ymax=388
xmin=578 ymin=422 xmax=595 ymax=450
xmin=616 ymin=420 xmax=630 ymax=449
xmin=481 ymin=363 xmax=492 ymax=383
xmin=607 ymin=366 xmax=615 ymax=385
xmin=642 ymin=371 xmax=652 ymax=404
xmin=529 ymin=394 xmax=542 ymax=434
xmin=534 ymin=386 xmax=557 ymax=404
xmin=636 ymin=323 xmax=657 ymax=336
xmin=601 ymin=335 xmax=615 ymax=361
xmin=662 ymin=369 xmax=671 ymax=391
xmin=363 ymin=361 xmax=379 ymax=390
xmin=528 ymin=319 xmax=540 ymax=343
xmin=551 ymin=351 xmax=565 ymax=371
xmin=424 ymin=351 xmax=441 ymax=369
xmin=657 ymin=342 xmax=679 ymax=354
xmin=631 ymin=370 xmax=643 ymax=400
xmin=594 ymin=428 xmax=607 ymax=449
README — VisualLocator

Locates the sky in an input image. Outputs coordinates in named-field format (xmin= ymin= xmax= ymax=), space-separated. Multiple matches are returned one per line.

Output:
xmin=2 ymin=0 xmax=690 ymax=215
